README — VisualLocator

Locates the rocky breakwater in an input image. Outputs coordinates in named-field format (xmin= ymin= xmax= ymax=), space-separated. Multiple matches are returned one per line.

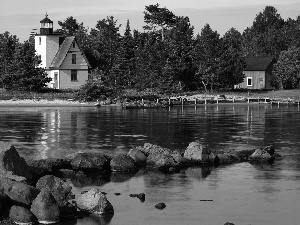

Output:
xmin=0 ymin=141 xmax=279 ymax=224
xmin=0 ymin=142 xmax=114 ymax=225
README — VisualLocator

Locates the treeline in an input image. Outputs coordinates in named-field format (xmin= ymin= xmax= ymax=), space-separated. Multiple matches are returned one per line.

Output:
xmin=0 ymin=4 xmax=300 ymax=92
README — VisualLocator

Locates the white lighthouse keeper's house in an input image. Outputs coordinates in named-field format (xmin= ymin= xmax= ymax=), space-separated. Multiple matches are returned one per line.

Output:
xmin=34 ymin=14 xmax=91 ymax=89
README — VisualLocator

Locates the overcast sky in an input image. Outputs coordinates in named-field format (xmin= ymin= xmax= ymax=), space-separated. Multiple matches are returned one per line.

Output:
xmin=1 ymin=0 xmax=299 ymax=42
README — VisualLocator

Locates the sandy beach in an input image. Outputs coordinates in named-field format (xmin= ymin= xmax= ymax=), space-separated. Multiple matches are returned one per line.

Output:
xmin=0 ymin=99 xmax=96 ymax=107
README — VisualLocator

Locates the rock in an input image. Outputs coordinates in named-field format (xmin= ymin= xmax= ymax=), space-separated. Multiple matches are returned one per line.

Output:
xmin=183 ymin=141 xmax=212 ymax=164
xmin=0 ymin=142 xmax=32 ymax=182
xmin=9 ymin=205 xmax=36 ymax=225
xmin=224 ymin=223 xmax=235 ymax=225
xmin=155 ymin=203 xmax=166 ymax=210
xmin=110 ymin=153 xmax=137 ymax=172
xmin=127 ymin=149 xmax=147 ymax=165
xmin=36 ymin=175 xmax=72 ymax=207
xmin=1 ymin=178 xmax=40 ymax=207
xmin=171 ymin=151 xmax=187 ymax=166
xmin=137 ymin=143 xmax=170 ymax=157
xmin=248 ymin=146 xmax=275 ymax=163
xmin=214 ymin=152 xmax=239 ymax=165
xmin=77 ymin=188 xmax=114 ymax=215
xmin=27 ymin=158 xmax=71 ymax=174
xmin=129 ymin=193 xmax=145 ymax=202
xmin=71 ymin=152 xmax=110 ymax=172
xmin=235 ymin=149 xmax=256 ymax=161
xmin=30 ymin=188 xmax=60 ymax=224
xmin=147 ymin=153 xmax=178 ymax=171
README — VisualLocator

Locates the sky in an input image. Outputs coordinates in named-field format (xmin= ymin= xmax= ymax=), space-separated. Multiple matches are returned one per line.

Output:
xmin=0 ymin=0 xmax=299 ymax=42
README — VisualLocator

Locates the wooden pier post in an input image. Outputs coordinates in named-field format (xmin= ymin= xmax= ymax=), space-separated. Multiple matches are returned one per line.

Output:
xmin=248 ymin=98 xmax=250 ymax=103
xmin=205 ymin=99 xmax=207 ymax=104
xmin=194 ymin=99 xmax=197 ymax=105
xmin=157 ymin=99 xmax=159 ymax=104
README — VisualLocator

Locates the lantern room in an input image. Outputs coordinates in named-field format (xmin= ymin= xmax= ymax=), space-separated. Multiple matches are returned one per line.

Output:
xmin=40 ymin=13 xmax=53 ymax=35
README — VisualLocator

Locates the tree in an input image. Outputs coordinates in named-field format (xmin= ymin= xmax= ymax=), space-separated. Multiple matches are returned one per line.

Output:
xmin=1 ymin=40 xmax=51 ymax=91
xmin=192 ymin=24 xmax=222 ymax=91
xmin=242 ymin=6 xmax=285 ymax=57
xmin=0 ymin=32 xmax=20 ymax=85
xmin=143 ymin=3 xmax=176 ymax=41
xmin=219 ymin=28 xmax=245 ymax=89
xmin=57 ymin=16 xmax=80 ymax=35
xmin=271 ymin=46 xmax=300 ymax=89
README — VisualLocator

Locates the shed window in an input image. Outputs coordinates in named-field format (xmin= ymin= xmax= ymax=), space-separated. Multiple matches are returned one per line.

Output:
xmin=72 ymin=54 xmax=76 ymax=64
xmin=247 ymin=77 xmax=252 ymax=86
xmin=71 ymin=70 xmax=77 ymax=81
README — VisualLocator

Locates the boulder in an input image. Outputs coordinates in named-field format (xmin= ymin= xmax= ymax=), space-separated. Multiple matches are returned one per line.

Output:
xmin=70 ymin=152 xmax=110 ymax=172
xmin=77 ymin=188 xmax=114 ymax=215
xmin=127 ymin=149 xmax=147 ymax=165
xmin=171 ymin=151 xmax=187 ymax=166
xmin=36 ymin=175 xmax=72 ymax=207
xmin=30 ymin=188 xmax=60 ymax=224
xmin=147 ymin=153 xmax=177 ymax=170
xmin=137 ymin=143 xmax=170 ymax=157
xmin=1 ymin=178 xmax=40 ymax=207
xmin=0 ymin=142 xmax=32 ymax=182
xmin=214 ymin=152 xmax=239 ymax=165
xmin=183 ymin=142 xmax=212 ymax=163
xmin=9 ymin=205 xmax=36 ymax=225
xmin=235 ymin=149 xmax=256 ymax=161
xmin=27 ymin=158 xmax=71 ymax=174
xmin=248 ymin=146 xmax=275 ymax=163
xmin=110 ymin=153 xmax=137 ymax=172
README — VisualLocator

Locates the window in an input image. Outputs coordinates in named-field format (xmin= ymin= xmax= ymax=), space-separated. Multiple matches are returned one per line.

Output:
xmin=72 ymin=42 xmax=75 ymax=48
xmin=247 ymin=77 xmax=252 ymax=86
xmin=71 ymin=70 xmax=77 ymax=81
xmin=54 ymin=72 xmax=58 ymax=81
xmin=39 ymin=37 xmax=41 ymax=45
xmin=72 ymin=54 xmax=76 ymax=64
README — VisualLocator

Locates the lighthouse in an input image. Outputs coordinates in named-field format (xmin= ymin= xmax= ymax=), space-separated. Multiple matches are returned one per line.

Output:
xmin=34 ymin=14 xmax=91 ymax=89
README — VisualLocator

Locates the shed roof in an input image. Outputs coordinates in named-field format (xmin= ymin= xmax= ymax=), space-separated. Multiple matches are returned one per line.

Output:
xmin=245 ymin=57 xmax=275 ymax=71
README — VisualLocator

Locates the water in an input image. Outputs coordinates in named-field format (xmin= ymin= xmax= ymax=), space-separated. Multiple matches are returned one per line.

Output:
xmin=1 ymin=104 xmax=300 ymax=225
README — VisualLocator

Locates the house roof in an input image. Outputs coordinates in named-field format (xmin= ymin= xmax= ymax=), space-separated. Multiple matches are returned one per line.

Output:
xmin=49 ymin=36 xmax=91 ymax=69
xmin=245 ymin=57 xmax=276 ymax=71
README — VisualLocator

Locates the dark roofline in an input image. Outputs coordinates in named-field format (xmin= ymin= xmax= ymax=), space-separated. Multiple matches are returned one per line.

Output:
xmin=244 ymin=57 xmax=276 ymax=71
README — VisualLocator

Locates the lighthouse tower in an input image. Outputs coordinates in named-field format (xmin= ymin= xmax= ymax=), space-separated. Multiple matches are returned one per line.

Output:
xmin=35 ymin=13 xmax=63 ymax=70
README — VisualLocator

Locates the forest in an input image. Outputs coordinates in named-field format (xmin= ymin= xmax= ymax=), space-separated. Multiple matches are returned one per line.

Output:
xmin=0 ymin=4 xmax=300 ymax=94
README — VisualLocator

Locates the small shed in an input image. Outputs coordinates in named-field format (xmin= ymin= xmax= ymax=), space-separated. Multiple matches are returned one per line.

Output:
xmin=238 ymin=57 xmax=276 ymax=89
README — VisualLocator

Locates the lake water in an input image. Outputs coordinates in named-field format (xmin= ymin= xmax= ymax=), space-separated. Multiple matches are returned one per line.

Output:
xmin=0 ymin=104 xmax=300 ymax=225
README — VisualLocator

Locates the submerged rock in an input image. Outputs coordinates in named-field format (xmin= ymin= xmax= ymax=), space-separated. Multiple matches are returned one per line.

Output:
xmin=110 ymin=153 xmax=137 ymax=172
xmin=155 ymin=203 xmax=166 ymax=210
xmin=30 ymin=188 xmax=60 ymax=224
xmin=77 ymin=188 xmax=114 ymax=215
xmin=0 ymin=142 xmax=32 ymax=182
xmin=9 ymin=205 xmax=36 ymax=225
